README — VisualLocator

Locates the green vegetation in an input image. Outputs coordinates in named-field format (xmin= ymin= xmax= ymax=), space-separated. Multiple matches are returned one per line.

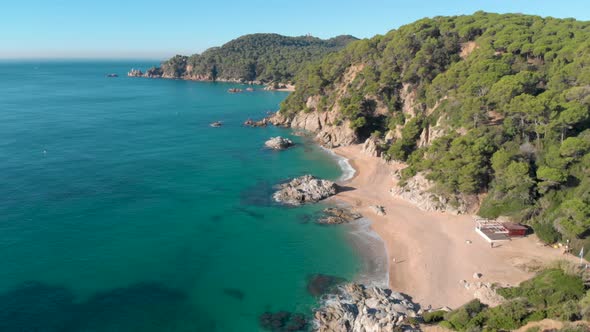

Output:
xmin=281 ymin=12 xmax=590 ymax=249
xmin=160 ymin=34 xmax=357 ymax=82
xmin=430 ymin=269 xmax=589 ymax=331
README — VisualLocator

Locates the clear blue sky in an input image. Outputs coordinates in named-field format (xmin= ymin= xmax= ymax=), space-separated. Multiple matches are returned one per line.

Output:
xmin=3 ymin=0 xmax=590 ymax=60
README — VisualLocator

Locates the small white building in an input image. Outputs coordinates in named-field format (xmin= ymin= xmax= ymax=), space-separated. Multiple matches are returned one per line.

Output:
xmin=475 ymin=218 xmax=511 ymax=244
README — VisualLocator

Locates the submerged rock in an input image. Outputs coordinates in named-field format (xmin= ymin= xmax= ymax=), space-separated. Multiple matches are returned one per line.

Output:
xmin=314 ymin=283 xmax=420 ymax=332
xmin=265 ymin=137 xmax=294 ymax=150
xmin=259 ymin=311 xmax=308 ymax=332
xmin=222 ymin=288 xmax=245 ymax=301
xmin=317 ymin=207 xmax=362 ymax=225
xmin=307 ymin=274 xmax=346 ymax=297
xmin=273 ymin=175 xmax=338 ymax=205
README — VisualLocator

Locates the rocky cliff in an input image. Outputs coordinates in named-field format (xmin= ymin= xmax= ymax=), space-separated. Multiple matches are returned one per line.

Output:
xmin=269 ymin=110 xmax=358 ymax=148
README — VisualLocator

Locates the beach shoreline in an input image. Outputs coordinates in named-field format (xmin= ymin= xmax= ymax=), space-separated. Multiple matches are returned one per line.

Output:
xmin=327 ymin=144 xmax=583 ymax=309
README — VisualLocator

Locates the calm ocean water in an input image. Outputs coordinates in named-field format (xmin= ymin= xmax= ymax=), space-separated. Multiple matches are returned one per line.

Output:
xmin=0 ymin=61 xmax=366 ymax=331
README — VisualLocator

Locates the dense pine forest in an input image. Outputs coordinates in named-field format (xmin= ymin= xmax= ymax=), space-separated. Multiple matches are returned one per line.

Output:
xmin=281 ymin=12 xmax=590 ymax=252
xmin=159 ymin=34 xmax=357 ymax=82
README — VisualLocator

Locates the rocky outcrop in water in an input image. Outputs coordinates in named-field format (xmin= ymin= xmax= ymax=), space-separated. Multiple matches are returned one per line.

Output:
xmin=273 ymin=175 xmax=338 ymax=205
xmin=127 ymin=67 xmax=164 ymax=78
xmin=317 ymin=207 xmax=362 ymax=225
xmin=127 ymin=69 xmax=143 ymax=77
xmin=265 ymin=137 xmax=294 ymax=150
xmin=244 ymin=118 xmax=269 ymax=127
xmin=314 ymin=283 xmax=419 ymax=332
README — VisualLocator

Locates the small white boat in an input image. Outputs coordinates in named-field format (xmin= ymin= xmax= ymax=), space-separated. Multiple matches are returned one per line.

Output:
xmin=210 ymin=121 xmax=223 ymax=127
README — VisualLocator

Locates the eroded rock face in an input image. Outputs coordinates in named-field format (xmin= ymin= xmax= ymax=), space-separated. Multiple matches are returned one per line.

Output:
xmin=265 ymin=136 xmax=294 ymax=150
xmin=144 ymin=67 xmax=163 ymax=78
xmin=317 ymin=207 xmax=362 ymax=225
xmin=314 ymin=283 xmax=419 ymax=332
xmin=266 ymin=110 xmax=358 ymax=148
xmin=361 ymin=137 xmax=383 ymax=158
xmin=460 ymin=280 xmax=506 ymax=307
xmin=273 ymin=175 xmax=338 ymax=205
xmin=390 ymin=172 xmax=475 ymax=215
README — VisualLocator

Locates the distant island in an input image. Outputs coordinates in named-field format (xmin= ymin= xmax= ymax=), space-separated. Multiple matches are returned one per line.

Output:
xmin=128 ymin=33 xmax=357 ymax=88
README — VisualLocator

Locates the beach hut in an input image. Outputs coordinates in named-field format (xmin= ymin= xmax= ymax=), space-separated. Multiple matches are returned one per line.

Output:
xmin=474 ymin=218 xmax=510 ymax=244
xmin=503 ymin=223 xmax=528 ymax=237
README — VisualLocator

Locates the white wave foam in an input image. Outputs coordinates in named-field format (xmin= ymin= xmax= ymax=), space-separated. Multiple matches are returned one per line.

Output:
xmin=320 ymin=147 xmax=356 ymax=182
xmin=346 ymin=218 xmax=390 ymax=288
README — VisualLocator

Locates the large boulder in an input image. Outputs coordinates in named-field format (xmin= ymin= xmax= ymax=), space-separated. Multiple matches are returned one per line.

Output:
xmin=317 ymin=207 xmax=362 ymax=225
xmin=265 ymin=136 xmax=294 ymax=150
xmin=273 ymin=175 xmax=338 ymax=205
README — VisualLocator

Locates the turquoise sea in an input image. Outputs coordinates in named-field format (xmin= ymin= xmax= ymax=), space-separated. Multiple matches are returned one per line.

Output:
xmin=0 ymin=61 xmax=381 ymax=331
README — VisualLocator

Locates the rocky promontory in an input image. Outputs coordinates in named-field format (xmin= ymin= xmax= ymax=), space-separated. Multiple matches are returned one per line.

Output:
xmin=244 ymin=118 xmax=269 ymax=127
xmin=314 ymin=283 xmax=420 ymax=332
xmin=273 ymin=175 xmax=338 ymax=205
xmin=127 ymin=69 xmax=143 ymax=77
xmin=264 ymin=136 xmax=294 ymax=150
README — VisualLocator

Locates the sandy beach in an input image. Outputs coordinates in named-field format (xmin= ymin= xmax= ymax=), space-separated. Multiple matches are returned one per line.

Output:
xmin=331 ymin=144 xmax=582 ymax=309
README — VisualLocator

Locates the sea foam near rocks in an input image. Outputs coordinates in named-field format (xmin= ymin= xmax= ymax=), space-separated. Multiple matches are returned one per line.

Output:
xmin=321 ymin=147 xmax=356 ymax=182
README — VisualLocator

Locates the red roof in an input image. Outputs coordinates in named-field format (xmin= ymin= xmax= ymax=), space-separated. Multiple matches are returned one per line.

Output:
xmin=503 ymin=223 xmax=528 ymax=231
